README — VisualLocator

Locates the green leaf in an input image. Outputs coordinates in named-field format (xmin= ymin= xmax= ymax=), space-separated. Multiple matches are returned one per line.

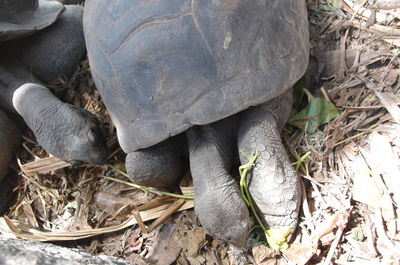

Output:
xmin=353 ymin=227 xmax=364 ymax=241
xmin=292 ymin=80 xmax=305 ymax=109
xmin=289 ymin=98 xmax=339 ymax=133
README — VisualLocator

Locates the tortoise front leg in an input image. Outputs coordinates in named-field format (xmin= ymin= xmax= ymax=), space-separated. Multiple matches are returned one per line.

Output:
xmin=0 ymin=56 xmax=107 ymax=165
xmin=11 ymin=81 xmax=107 ymax=164
xmin=0 ymin=5 xmax=107 ymax=165
xmin=237 ymin=91 xmax=301 ymax=244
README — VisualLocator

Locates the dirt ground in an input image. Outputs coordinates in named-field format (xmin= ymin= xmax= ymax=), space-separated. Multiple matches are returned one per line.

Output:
xmin=0 ymin=0 xmax=399 ymax=264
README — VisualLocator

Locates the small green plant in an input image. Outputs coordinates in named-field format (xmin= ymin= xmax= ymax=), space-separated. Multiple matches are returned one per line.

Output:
xmin=239 ymin=150 xmax=291 ymax=251
xmin=289 ymin=97 xmax=339 ymax=133
xmin=293 ymin=151 xmax=311 ymax=171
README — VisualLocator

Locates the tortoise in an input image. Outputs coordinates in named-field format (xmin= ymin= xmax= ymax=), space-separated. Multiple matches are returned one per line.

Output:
xmin=84 ymin=0 xmax=309 ymax=246
xmin=0 ymin=0 xmax=108 ymax=182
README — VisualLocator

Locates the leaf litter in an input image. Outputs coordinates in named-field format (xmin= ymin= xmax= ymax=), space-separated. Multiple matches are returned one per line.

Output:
xmin=1 ymin=0 xmax=400 ymax=264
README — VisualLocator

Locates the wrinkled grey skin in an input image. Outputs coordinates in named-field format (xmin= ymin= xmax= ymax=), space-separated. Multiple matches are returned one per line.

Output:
xmin=84 ymin=0 xmax=308 ymax=246
xmin=128 ymin=91 xmax=301 ymax=247
xmin=186 ymin=116 xmax=250 ymax=246
xmin=185 ymin=90 xmax=300 ymax=246
xmin=0 ymin=3 xmax=107 ymax=170
xmin=126 ymin=137 xmax=187 ymax=189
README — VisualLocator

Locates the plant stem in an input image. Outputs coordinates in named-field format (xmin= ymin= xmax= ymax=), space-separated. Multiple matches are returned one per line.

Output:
xmin=238 ymin=150 xmax=267 ymax=231
xmin=106 ymin=165 xmax=193 ymax=200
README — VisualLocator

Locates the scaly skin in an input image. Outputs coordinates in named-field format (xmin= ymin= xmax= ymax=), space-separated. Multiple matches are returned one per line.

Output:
xmin=126 ymin=119 xmax=250 ymax=246
xmin=125 ymin=90 xmax=301 ymax=246
xmin=237 ymin=92 xmax=301 ymax=232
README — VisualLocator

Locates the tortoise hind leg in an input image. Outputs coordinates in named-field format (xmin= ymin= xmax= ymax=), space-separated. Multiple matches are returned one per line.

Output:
xmin=186 ymin=119 xmax=249 ymax=247
xmin=125 ymin=136 xmax=186 ymax=189
xmin=237 ymin=91 xmax=301 ymax=240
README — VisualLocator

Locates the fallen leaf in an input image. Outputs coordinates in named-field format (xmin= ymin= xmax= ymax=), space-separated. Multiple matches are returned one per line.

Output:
xmin=289 ymin=98 xmax=339 ymax=132
xmin=187 ymin=227 xmax=206 ymax=258
xmin=352 ymin=168 xmax=383 ymax=209
xmin=313 ymin=211 xmax=350 ymax=240
xmin=283 ymin=242 xmax=316 ymax=265
xmin=145 ymin=222 xmax=182 ymax=265
xmin=284 ymin=211 xmax=350 ymax=265
xmin=19 ymin=157 xmax=70 ymax=176
xmin=94 ymin=191 xmax=135 ymax=216
xmin=252 ymin=244 xmax=279 ymax=264
xmin=0 ymin=200 xmax=194 ymax=242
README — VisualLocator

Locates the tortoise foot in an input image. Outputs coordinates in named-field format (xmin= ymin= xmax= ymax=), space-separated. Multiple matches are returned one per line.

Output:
xmin=125 ymin=136 xmax=186 ymax=189
xmin=13 ymin=83 xmax=108 ymax=165
xmin=237 ymin=98 xmax=301 ymax=238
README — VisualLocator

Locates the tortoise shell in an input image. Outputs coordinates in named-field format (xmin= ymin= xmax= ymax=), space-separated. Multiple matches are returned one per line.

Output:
xmin=84 ymin=0 xmax=309 ymax=152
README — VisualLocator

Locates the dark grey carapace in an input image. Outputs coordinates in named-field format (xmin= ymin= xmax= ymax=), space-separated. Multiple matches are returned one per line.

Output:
xmin=84 ymin=0 xmax=309 ymax=154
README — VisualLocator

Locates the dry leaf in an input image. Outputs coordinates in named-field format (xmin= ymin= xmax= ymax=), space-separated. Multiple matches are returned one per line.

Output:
xmin=252 ymin=244 xmax=279 ymax=264
xmin=0 ymin=200 xmax=194 ymax=242
xmin=19 ymin=157 xmax=70 ymax=176
xmin=94 ymin=191 xmax=135 ymax=216
xmin=284 ymin=211 xmax=350 ymax=265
